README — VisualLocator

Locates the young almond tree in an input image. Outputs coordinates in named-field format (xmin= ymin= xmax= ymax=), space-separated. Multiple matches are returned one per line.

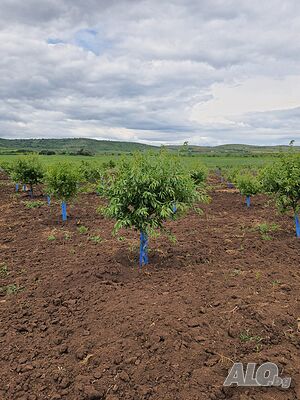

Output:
xmin=11 ymin=155 xmax=44 ymax=197
xmin=236 ymin=173 xmax=261 ymax=207
xmin=45 ymin=163 xmax=78 ymax=221
xmin=190 ymin=164 xmax=208 ymax=186
xmin=260 ymin=154 xmax=300 ymax=237
xmin=101 ymin=151 xmax=208 ymax=267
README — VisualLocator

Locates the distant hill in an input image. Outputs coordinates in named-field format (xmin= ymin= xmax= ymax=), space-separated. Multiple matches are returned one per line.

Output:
xmin=0 ymin=138 xmax=157 ymax=155
xmin=0 ymin=138 xmax=299 ymax=156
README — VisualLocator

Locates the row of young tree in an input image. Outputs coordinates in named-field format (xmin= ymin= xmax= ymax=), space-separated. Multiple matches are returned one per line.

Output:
xmin=219 ymin=154 xmax=300 ymax=237
xmin=1 ymin=151 xmax=299 ymax=266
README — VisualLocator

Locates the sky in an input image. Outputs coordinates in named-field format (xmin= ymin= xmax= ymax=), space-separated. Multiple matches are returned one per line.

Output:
xmin=1 ymin=0 xmax=300 ymax=146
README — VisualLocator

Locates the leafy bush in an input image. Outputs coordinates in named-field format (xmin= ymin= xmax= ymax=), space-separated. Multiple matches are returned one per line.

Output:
xmin=11 ymin=155 xmax=44 ymax=195
xmin=102 ymin=160 xmax=116 ymax=170
xmin=260 ymin=154 xmax=300 ymax=213
xmin=101 ymin=151 xmax=208 ymax=236
xmin=78 ymin=161 xmax=102 ymax=183
xmin=236 ymin=173 xmax=261 ymax=196
xmin=0 ymin=161 xmax=13 ymax=175
xmin=190 ymin=164 xmax=208 ymax=185
xmin=45 ymin=163 xmax=78 ymax=201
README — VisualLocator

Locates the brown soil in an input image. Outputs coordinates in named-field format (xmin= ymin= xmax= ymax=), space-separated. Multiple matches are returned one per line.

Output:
xmin=0 ymin=174 xmax=299 ymax=400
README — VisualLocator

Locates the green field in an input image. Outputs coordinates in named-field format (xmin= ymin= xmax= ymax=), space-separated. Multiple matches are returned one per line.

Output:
xmin=1 ymin=137 xmax=298 ymax=172
xmin=0 ymin=153 xmax=276 ymax=171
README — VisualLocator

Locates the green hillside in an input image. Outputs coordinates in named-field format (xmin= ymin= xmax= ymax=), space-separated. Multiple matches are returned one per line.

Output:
xmin=0 ymin=138 xmax=299 ymax=156
xmin=0 ymin=138 xmax=157 ymax=155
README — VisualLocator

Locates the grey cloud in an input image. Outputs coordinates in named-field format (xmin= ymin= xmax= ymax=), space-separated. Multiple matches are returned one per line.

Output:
xmin=0 ymin=0 xmax=300 ymax=144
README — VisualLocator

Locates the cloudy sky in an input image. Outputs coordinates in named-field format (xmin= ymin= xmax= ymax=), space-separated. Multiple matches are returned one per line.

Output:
xmin=1 ymin=0 xmax=300 ymax=146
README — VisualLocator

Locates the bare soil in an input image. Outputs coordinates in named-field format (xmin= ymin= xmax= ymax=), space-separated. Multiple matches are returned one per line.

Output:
xmin=0 ymin=174 xmax=299 ymax=400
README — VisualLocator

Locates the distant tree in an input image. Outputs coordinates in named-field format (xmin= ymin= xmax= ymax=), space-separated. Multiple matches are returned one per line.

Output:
xmin=11 ymin=155 xmax=44 ymax=196
xmin=45 ymin=164 xmax=78 ymax=221
xmin=260 ymin=154 xmax=300 ymax=237
xmin=39 ymin=150 xmax=56 ymax=155
xmin=236 ymin=173 xmax=261 ymax=207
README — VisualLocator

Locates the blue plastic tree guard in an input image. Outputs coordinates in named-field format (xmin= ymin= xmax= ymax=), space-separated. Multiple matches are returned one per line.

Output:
xmin=246 ymin=195 xmax=251 ymax=207
xmin=23 ymin=184 xmax=26 ymax=191
xmin=15 ymin=183 xmax=19 ymax=192
xmin=173 ymin=204 xmax=177 ymax=213
xmin=61 ymin=201 xmax=67 ymax=221
xmin=295 ymin=214 xmax=300 ymax=238
xmin=47 ymin=195 xmax=51 ymax=205
xmin=139 ymin=231 xmax=148 ymax=267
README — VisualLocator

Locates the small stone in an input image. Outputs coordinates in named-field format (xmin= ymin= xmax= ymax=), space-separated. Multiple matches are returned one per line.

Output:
xmin=195 ymin=336 xmax=206 ymax=343
xmin=187 ymin=317 xmax=203 ymax=328
xmin=124 ymin=356 xmax=137 ymax=365
xmin=118 ymin=371 xmax=130 ymax=382
xmin=84 ymin=386 xmax=102 ymax=399
xmin=59 ymin=377 xmax=70 ymax=389
xmin=53 ymin=337 xmax=63 ymax=345
xmin=75 ymin=349 xmax=86 ymax=360
xmin=21 ymin=364 xmax=34 ymax=372
xmin=58 ymin=344 xmax=68 ymax=355
xmin=280 ymin=284 xmax=291 ymax=292
xmin=93 ymin=370 xmax=102 ymax=379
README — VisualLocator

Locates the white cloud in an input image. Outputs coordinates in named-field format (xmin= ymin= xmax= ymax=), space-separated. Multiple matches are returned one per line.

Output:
xmin=0 ymin=0 xmax=300 ymax=145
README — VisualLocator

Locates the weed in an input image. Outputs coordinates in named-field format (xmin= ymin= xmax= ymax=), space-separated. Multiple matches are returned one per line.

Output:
xmin=117 ymin=236 xmax=125 ymax=241
xmin=24 ymin=200 xmax=44 ymax=209
xmin=256 ymin=222 xmax=279 ymax=240
xmin=47 ymin=235 xmax=56 ymax=241
xmin=231 ymin=268 xmax=242 ymax=277
xmin=255 ymin=271 xmax=262 ymax=280
xmin=77 ymin=225 xmax=89 ymax=234
xmin=240 ymin=330 xmax=263 ymax=345
xmin=63 ymin=232 xmax=72 ymax=241
xmin=0 ymin=284 xmax=24 ymax=295
xmin=89 ymin=235 xmax=102 ymax=244
xmin=272 ymin=279 xmax=281 ymax=287
xmin=0 ymin=263 xmax=8 ymax=278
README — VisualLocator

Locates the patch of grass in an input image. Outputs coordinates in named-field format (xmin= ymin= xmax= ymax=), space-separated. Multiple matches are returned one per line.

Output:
xmin=77 ymin=225 xmax=89 ymax=234
xmin=272 ymin=279 xmax=281 ymax=288
xmin=63 ymin=231 xmax=72 ymax=241
xmin=117 ymin=236 xmax=125 ymax=242
xmin=256 ymin=222 xmax=279 ymax=240
xmin=0 ymin=263 xmax=8 ymax=278
xmin=231 ymin=268 xmax=242 ymax=277
xmin=239 ymin=330 xmax=263 ymax=345
xmin=0 ymin=284 xmax=24 ymax=295
xmin=23 ymin=200 xmax=44 ymax=209
xmin=255 ymin=271 xmax=262 ymax=280
xmin=47 ymin=234 xmax=56 ymax=241
xmin=89 ymin=235 xmax=102 ymax=244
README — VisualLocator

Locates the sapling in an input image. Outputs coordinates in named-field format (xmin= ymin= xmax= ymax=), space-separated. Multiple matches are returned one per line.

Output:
xmin=260 ymin=154 xmax=300 ymax=237
xmin=190 ymin=164 xmax=208 ymax=186
xmin=236 ymin=173 xmax=261 ymax=207
xmin=78 ymin=161 xmax=102 ymax=183
xmin=100 ymin=151 xmax=208 ymax=267
xmin=11 ymin=155 xmax=44 ymax=197
xmin=45 ymin=163 xmax=78 ymax=221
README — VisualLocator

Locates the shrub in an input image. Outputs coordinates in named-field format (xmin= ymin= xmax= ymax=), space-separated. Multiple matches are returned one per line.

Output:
xmin=236 ymin=174 xmax=261 ymax=196
xmin=102 ymin=160 xmax=116 ymax=170
xmin=78 ymin=161 xmax=102 ymax=183
xmin=236 ymin=173 xmax=261 ymax=207
xmin=260 ymin=154 xmax=300 ymax=236
xmin=190 ymin=164 xmax=208 ymax=186
xmin=45 ymin=163 xmax=78 ymax=221
xmin=11 ymin=155 xmax=44 ymax=196
xmin=101 ymin=151 xmax=208 ymax=266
